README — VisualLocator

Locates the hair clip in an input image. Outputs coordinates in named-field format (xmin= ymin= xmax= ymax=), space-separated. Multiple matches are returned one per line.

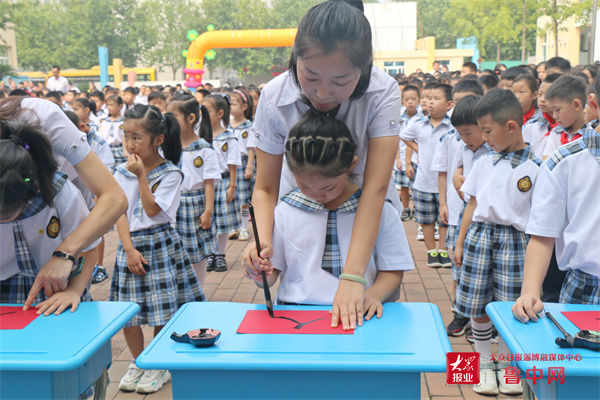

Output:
xmin=9 ymin=135 xmax=30 ymax=151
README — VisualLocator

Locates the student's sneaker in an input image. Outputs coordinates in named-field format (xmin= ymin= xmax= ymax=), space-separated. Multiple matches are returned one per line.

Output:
xmin=426 ymin=250 xmax=441 ymax=268
xmin=238 ymin=228 xmax=249 ymax=241
xmin=438 ymin=250 xmax=452 ymax=268
xmin=401 ymin=209 xmax=410 ymax=221
xmin=91 ymin=265 xmax=108 ymax=284
xmin=410 ymin=208 xmax=416 ymax=220
xmin=473 ymin=364 xmax=499 ymax=395
xmin=214 ymin=254 xmax=228 ymax=272
xmin=446 ymin=314 xmax=470 ymax=336
xmin=206 ymin=254 xmax=216 ymax=272
xmin=416 ymin=226 xmax=424 ymax=241
xmin=466 ymin=327 xmax=499 ymax=344
xmin=496 ymin=364 xmax=524 ymax=395
xmin=136 ymin=369 xmax=171 ymax=394
xmin=118 ymin=363 xmax=145 ymax=392
xmin=228 ymin=229 xmax=239 ymax=240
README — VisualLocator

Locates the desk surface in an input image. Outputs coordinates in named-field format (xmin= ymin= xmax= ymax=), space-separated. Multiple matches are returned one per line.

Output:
xmin=486 ymin=302 xmax=600 ymax=377
xmin=137 ymin=302 xmax=452 ymax=372
xmin=0 ymin=301 xmax=139 ymax=371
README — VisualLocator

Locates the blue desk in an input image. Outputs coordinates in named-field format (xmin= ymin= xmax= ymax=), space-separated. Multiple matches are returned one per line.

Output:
xmin=136 ymin=302 xmax=451 ymax=399
xmin=0 ymin=301 xmax=139 ymax=399
xmin=486 ymin=302 xmax=600 ymax=400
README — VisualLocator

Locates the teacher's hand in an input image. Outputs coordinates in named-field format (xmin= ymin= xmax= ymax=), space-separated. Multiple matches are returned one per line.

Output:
xmin=24 ymin=256 xmax=72 ymax=310
xmin=331 ymin=279 xmax=365 ymax=330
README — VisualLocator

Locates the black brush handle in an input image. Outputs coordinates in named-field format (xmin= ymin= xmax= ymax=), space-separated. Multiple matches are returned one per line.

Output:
xmin=249 ymin=204 xmax=274 ymax=317
xmin=546 ymin=311 xmax=574 ymax=346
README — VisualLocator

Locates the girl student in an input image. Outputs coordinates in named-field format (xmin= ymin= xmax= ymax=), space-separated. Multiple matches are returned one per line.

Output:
xmin=245 ymin=110 xmax=414 ymax=312
xmin=247 ymin=86 xmax=261 ymax=119
xmin=228 ymin=88 xmax=256 ymax=241
xmin=242 ymin=0 xmax=409 ymax=330
xmin=166 ymin=94 xmax=221 ymax=287
xmin=0 ymin=122 xmax=100 ymax=315
xmin=202 ymin=94 xmax=241 ymax=272
xmin=511 ymin=73 xmax=538 ymax=125
xmin=98 ymin=94 xmax=127 ymax=166
xmin=110 ymin=105 xmax=204 ymax=394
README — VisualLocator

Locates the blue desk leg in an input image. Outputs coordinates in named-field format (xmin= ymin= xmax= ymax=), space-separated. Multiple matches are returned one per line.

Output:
xmin=171 ymin=370 xmax=420 ymax=399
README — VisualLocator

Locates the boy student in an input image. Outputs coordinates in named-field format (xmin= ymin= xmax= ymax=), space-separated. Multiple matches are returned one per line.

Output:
xmin=122 ymin=87 xmax=136 ymax=111
xmin=522 ymin=73 xmax=561 ymax=158
xmin=544 ymin=56 xmax=571 ymax=75
xmin=401 ymin=83 xmax=454 ymax=267
xmin=542 ymin=74 xmax=588 ymax=158
xmin=454 ymin=89 xmax=542 ymax=395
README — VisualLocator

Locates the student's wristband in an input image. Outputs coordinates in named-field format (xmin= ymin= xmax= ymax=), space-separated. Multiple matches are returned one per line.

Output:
xmin=339 ymin=273 xmax=367 ymax=286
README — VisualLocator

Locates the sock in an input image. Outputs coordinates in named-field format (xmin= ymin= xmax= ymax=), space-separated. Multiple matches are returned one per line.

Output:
xmin=471 ymin=319 xmax=493 ymax=368
xmin=217 ymin=234 xmax=228 ymax=254
xmin=241 ymin=207 xmax=249 ymax=230
xmin=497 ymin=335 xmax=511 ymax=365
xmin=192 ymin=261 xmax=207 ymax=287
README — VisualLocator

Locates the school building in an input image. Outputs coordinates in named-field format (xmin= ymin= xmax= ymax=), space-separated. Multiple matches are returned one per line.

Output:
xmin=0 ymin=23 xmax=18 ymax=70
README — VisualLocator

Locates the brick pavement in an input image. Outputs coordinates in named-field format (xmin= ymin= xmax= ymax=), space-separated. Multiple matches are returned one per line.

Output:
xmin=90 ymin=219 xmax=524 ymax=400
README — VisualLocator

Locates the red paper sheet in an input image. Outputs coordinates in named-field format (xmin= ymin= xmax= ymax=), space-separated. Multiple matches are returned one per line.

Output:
xmin=0 ymin=306 xmax=39 ymax=330
xmin=561 ymin=311 xmax=600 ymax=331
xmin=237 ymin=310 xmax=353 ymax=334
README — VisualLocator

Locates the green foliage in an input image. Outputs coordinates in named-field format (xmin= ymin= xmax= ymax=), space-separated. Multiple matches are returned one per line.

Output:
xmin=0 ymin=63 xmax=18 ymax=79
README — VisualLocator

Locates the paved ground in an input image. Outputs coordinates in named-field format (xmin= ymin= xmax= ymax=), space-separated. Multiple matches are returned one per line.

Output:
xmin=90 ymin=218 xmax=524 ymax=400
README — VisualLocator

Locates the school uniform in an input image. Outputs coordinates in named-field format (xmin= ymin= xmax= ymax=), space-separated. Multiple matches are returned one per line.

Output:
xmin=542 ymin=125 xmax=586 ymax=158
xmin=394 ymin=107 xmax=423 ymax=189
xmin=455 ymin=146 xmax=542 ymax=318
xmin=231 ymin=119 xmax=256 ymax=205
xmin=271 ymin=189 xmax=414 ymax=305
xmin=527 ymin=128 xmax=600 ymax=304
xmin=400 ymin=114 xmax=454 ymax=224
xmin=97 ymin=116 xmax=126 ymax=165
xmin=109 ymin=162 xmax=204 ymax=327
xmin=175 ymin=139 xmax=221 ymax=264
xmin=212 ymin=130 xmax=242 ymax=234
xmin=254 ymin=67 xmax=403 ymax=212
xmin=523 ymin=110 xmax=556 ymax=158
xmin=0 ymin=172 xmax=99 ymax=304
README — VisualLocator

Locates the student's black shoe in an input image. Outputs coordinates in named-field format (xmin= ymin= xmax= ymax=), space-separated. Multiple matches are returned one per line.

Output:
xmin=446 ymin=314 xmax=470 ymax=336
xmin=206 ymin=254 xmax=216 ymax=272
xmin=426 ymin=250 xmax=441 ymax=268
xmin=439 ymin=250 xmax=452 ymax=268
xmin=214 ymin=254 xmax=228 ymax=272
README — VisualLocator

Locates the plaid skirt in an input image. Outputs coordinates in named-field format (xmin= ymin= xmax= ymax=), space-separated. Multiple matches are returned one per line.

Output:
xmin=110 ymin=144 xmax=127 ymax=166
xmin=237 ymin=155 xmax=255 ymax=205
xmin=559 ymin=269 xmax=600 ymax=305
xmin=175 ymin=190 xmax=216 ymax=264
xmin=394 ymin=170 xmax=410 ymax=189
xmin=455 ymin=221 xmax=528 ymax=318
xmin=214 ymin=173 xmax=241 ymax=234
xmin=109 ymin=224 xmax=204 ymax=327
xmin=0 ymin=274 xmax=92 ymax=305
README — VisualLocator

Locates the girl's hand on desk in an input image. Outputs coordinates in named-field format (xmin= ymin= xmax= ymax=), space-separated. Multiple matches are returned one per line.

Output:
xmin=512 ymin=294 xmax=544 ymax=323
xmin=24 ymin=256 xmax=72 ymax=310
xmin=35 ymin=288 xmax=81 ymax=316
xmin=331 ymin=279 xmax=365 ymax=330
xmin=363 ymin=293 xmax=383 ymax=321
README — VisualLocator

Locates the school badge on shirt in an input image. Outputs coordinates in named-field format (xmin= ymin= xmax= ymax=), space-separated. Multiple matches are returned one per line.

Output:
xmin=151 ymin=181 xmax=161 ymax=193
xmin=46 ymin=216 xmax=60 ymax=238
xmin=242 ymin=131 xmax=248 ymax=139
xmin=221 ymin=143 xmax=228 ymax=152
xmin=193 ymin=156 xmax=203 ymax=168
xmin=517 ymin=176 xmax=532 ymax=192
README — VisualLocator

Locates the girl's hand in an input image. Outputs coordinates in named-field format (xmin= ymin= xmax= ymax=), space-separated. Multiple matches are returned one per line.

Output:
xmin=331 ymin=279 xmax=365 ymax=330
xmin=226 ymin=185 xmax=235 ymax=203
xmin=24 ymin=256 xmax=73 ymax=310
xmin=199 ymin=210 xmax=212 ymax=230
xmin=35 ymin=288 xmax=82 ymax=316
xmin=453 ymin=244 xmax=464 ymax=267
xmin=406 ymin=163 xmax=415 ymax=180
xmin=363 ymin=292 xmax=383 ymax=321
xmin=512 ymin=294 xmax=544 ymax=323
xmin=242 ymin=242 xmax=274 ymax=275
xmin=439 ymin=204 xmax=449 ymax=225
xmin=244 ymin=168 xmax=253 ymax=180
xmin=126 ymin=248 xmax=148 ymax=276
xmin=244 ymin=254 xmax=274 ymax=282
xmin=126 ymin=153 xmax=144 ymax=177
xmin=395 ymin=158 xmax=402 ymax=170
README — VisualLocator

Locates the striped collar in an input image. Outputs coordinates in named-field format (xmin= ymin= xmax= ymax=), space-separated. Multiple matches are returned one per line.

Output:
xmin=115 ymin=160 xmax=181 ymax=181
xmin=15 ymin=172 xmax=67 ymax=221
xmin=231 ymin=119 xmax=252 ymax=131
xmin=214 ymin=129 xmax=237 ymax=141
xmin=583 ymin=128 xmax=600 ymax=161
xmin=281 ymin=188 xmax=362 ymax=213
xmin=183 ymin=138 xmax=211 ymax=152
xmin=492 ymin=145 xmax=541 ymax=168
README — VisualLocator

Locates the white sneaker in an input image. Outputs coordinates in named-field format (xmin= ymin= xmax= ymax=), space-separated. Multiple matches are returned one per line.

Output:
xmin=416 ymin=226 xmax=424 ymax=241
xmin=473 ymin=366 xmax=499 ymax=395
xmin=118 ymin=363 xmax=145 ymax=392
xmin=497 ymin=365 xmax=524 ymax=395
xmin=238 ymin=228 xmax=249 ymax=241
xmin=136 ymin=369 xmax=171 ymax=394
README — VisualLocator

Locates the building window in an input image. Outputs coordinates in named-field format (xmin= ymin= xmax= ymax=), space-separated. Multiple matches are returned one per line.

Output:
xmin=0 ymin=46 xmax=9 ymax=65
xmin=383 ymin=61 xmax=405 ymax=76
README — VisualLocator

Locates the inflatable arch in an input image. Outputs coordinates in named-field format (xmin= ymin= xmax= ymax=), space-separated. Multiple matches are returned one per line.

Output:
xmin=184 ymin=28 xmax=297 ymax=88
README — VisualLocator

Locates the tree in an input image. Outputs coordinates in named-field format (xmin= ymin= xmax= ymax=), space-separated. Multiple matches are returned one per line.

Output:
xmin=537 ymin=0 xmax=593 ymax=57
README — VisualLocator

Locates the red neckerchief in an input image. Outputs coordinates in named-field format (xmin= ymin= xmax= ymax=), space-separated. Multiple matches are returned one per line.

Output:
xmin=523 ymin=107 xmax=536 ymax=125
xmin=543 ymin=112 xmax=558 ymax=136
xmin=560 ymin=130 xmax=582 ymax=145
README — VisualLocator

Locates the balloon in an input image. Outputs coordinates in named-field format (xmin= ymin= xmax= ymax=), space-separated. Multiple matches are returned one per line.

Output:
xmin=181 ymin=50 xmax=188 ymax=58
xmin=186 ymin=30 xmax=198 ymax=41
xmin=207 ymin=24 xmax=215 ymax=31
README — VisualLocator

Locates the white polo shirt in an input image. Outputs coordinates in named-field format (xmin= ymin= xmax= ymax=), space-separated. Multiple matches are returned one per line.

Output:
xmin=432 ymin=129 xmax=464 ymax=226
xmin=231 ymin=119 xmax=256 ymax=157
xmin=254 ymin=67 xmax=403 ymax=208
xmin=97 ymin=117 xmax=125 ymax=146
xmin=179 ymin=139 xmax=221 ymax=191
xmin=212 ymin=130 xmax=241 ymax=174
xmin=459 ymin=142 xmax=491 ymax=202
xmin=526 ymin=129 xmax=600 ymax=277
xmin=395 ymin=107 xmax=423 ymax=171
xmin=401 ymin=114 xmax=454 ymax=193
xmin=542 ymin=125 xmax=586 ymax=158
xmin=46 ymin=75 xmax=70 ymax=94
xmin=271 ymin=190 xmax=414 ymax=305
xmin=461 ymin=146 xmax=542 ymax=232
xmin=522 ymin=111 xmax=551 ymax=158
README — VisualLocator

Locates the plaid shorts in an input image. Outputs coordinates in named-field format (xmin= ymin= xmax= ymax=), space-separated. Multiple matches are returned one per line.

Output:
xmin=109 ymin=224 xmax=205 ymax=327
xmin=236 ymin=155 xmax=255 ymax=205
xmin=214 ymin=173 xmax=241 ymax=234
xmin=175 ymin=190 xmax=216 ymax=264
xmin=110 ymin=144 xmax=127 ymax=166
xmin=455 ymin=222 xmax=528 ymax=318
xmin=412 ymin=189 xmax=440 ymax=225
xmin=444 ymin=224 xmax=459 ymax=281
xmin=394 ymin=170 xmax=410 ymax=189
xmin=559 ymin=269 xmax=600 ymax=305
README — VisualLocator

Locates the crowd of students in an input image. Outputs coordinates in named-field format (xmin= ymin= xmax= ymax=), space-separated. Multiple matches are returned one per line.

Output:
xmin=1 ymin=0 xmax=598 ymax=397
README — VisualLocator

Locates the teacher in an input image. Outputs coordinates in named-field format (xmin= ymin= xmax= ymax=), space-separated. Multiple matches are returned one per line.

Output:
xmin=0 ymin=96 xmax=127 ymax=307
xmin=243 ymin=0 xmax=407 ymax=330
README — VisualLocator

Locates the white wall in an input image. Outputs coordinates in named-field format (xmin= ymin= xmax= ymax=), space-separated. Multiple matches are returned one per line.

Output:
xmin=364 ymin=1 xmax=417 ymax=53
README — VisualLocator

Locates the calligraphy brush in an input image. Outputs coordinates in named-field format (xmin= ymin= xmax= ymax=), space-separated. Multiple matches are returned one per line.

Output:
xmin=249 ymin=204 xmax=274 ymax=317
